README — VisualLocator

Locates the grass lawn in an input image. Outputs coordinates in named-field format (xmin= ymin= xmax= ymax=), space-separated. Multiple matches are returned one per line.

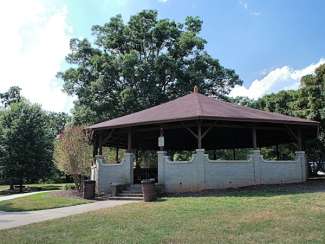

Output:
xmin=0 ymin=192 xmax=91 ymax=212
xmin=0 ymin=183 xmax=73 ymax=195
xmin=2 ymin=181 xmax=325 ymax=243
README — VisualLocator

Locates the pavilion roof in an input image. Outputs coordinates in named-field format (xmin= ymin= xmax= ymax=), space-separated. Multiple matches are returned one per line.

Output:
xmin=89 ymin=91 xmax=318 ymax=130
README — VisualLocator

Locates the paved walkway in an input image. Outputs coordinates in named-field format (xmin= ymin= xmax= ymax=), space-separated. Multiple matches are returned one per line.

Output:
xmin=0 ymin=200 xmax=136 ymax=230
xmin=0 ymin=191 xmax=52 ymax=202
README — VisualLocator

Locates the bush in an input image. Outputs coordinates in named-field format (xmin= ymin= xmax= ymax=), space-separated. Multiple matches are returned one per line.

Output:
xmin=64 ymin=184 xmax=76 ymax=191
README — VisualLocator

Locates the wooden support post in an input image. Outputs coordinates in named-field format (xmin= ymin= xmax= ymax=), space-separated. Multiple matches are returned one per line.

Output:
xmin=297 ymin=128 xmax=302 ymax=150
xmin=98 ymin=134 xmax=103 ymax=155
xmin=252 ymin=127 xmax=257 ymax=149
xmin=92 ymin=143 xmax=97 ymax=164
xmin=127 ymin=128 xmax=132 ymax=152
xmin=276 ymin=144 xmax=279 ymax=160
xmin=115 ymin=146 xmax=119 ymax=162
xmin=92 ymin=134 xmax=98 ymax=165
xmin=198 ymin=122 xmax=202 ymax=149
xmin=159 ymin=128 xmax=164 ymax=151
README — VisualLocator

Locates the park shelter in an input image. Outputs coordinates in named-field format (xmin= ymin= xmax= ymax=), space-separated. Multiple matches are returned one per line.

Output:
xmin=89 ymin=88 xmax=319 ymax=193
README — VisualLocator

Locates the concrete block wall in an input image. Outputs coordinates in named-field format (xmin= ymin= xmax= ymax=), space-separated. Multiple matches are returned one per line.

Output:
xmin=158 ymin=149 xmax=306 ymax=193
xmin=91 ymin=153 xmax=134 ymax=194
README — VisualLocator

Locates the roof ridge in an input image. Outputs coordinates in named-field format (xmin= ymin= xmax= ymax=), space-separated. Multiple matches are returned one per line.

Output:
xmin=194 ymin=92 xmax=204 ymax=116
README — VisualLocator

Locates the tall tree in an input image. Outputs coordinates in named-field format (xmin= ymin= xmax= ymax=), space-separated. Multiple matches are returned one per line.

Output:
xmin=297 ymin=64 xmax=325 ymax=160
xmin=58 ymin=10 xmax=242 ymax=124
xmin=0 ymin=86 xmax=22 ymax=107
xmin=0 ymin=101 xmax=53 ymax=191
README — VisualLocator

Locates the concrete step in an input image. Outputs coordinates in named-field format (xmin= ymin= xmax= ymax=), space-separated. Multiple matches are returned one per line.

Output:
xmin=128 ymin=185 xmax=142 ymax=191
xmin=119 ymin=192 xmax=143 ymax=197
xmin=124 ymin=185 xmax=142 ymax=193
xmin=108 ymin=196 xmax=143 ymax=201
xmin=123 ymin=190 xmax=142 ymax=194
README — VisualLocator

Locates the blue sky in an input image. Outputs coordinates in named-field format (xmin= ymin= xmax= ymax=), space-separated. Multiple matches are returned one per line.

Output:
xmin=0 ymin=0 xmax=324 ymax=112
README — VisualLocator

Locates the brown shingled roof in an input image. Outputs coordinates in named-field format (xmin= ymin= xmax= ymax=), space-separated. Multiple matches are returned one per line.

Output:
xmin=89 ymin=92 xmax=318 ymax=130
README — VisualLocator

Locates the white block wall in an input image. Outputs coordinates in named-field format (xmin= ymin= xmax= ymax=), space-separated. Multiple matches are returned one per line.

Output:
xmin=91 ymin=149 xmax=306 ymax=194
xmin=91 ymin=153 xmax=134 ymax=194
xmin=158 ymin=149 xmax=306 ymax=193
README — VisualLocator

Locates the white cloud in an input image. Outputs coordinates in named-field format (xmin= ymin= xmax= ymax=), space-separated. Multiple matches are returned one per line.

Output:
xmin=0 ymin=0 xmax=74 ymax=113
xmin=230 ymin=58 xmax=325 ymax=99
xmin=158 ymin=0 xmax=168 ymax=3
xmin=239 ymin=0 xmax=248 ymax=9
xmin=239 ymin=0 xmax=261 ymax=16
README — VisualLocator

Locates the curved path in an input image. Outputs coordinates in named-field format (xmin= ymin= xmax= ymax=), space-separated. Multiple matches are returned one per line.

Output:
xmin=0 ymin=199 xmax=136 ymax=230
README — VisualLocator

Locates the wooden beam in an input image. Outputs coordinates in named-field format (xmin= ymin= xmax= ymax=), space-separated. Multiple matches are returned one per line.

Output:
xmin=102 ymin=129 xmax=115 ymax=145
xmin=182 ymin=123 xmax=198 ymax=139
xmin=286 ymin=126 xmax=303 ymax=150
xmin=135 ymin=122 xmax=289 ymax=134
xmin=285 ymin=125 xmax=299 ymax=142
xmin=202 ymin=126 xmax=213 ymax=139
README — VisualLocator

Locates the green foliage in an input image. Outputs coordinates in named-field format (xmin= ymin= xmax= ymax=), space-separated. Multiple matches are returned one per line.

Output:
xmin=64 ymin=184 xmax=76 ymax=191
xmin=173 ymin=151 xmax=193 ymax=161
xmin=0 ymin=86 xmax=22 ymax=107
xmin=0 ymin=101 xmax=54 ymax=189
xmin=228 ymin=96 xmax=258 ymax=108
xmin=230 ymin=64 xmax=325 ymax=161
xmin=53 ymin=126 xmax=92 ymax=190
xmin=46 ymin=112 xmax=71 ymax=138
xmin=58 ymin=10 xmax=242 ymax=124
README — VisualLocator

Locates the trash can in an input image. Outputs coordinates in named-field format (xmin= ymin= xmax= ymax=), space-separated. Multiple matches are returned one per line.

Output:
xmin=141 ymin=179 xmax=157 ymax=202
xmin=83 ymin=180 xmax=96 ymax=199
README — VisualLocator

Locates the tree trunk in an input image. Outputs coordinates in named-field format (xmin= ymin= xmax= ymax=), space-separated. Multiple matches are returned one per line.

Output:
xmin=9 ymin=179 xmax=14 ymax=191
xmin=19 ymin=178 xmax=23 ymax=193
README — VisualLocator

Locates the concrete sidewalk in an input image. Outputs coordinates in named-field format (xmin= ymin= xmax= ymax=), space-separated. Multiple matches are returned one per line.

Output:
xmin=0 ymin=200 xmax=136 ymax=230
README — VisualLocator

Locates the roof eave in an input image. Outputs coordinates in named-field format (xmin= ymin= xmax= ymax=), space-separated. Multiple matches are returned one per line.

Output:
xmin=88 ymin=116 xmax=319 ymax=131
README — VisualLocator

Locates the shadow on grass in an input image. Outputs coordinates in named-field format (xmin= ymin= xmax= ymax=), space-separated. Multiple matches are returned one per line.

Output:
xmin=0 ymin=184 xmax=64 ymax=196
xmin=0 ymin=202 xmax=33 ymax=212
xmin=29 ymin=185 xmax=62 ymax=191
xmin=164 ymin=179 xmax=325 ymax=198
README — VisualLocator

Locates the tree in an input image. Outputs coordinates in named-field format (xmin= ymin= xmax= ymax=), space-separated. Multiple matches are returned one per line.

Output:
xmin=0 ymin=101 xmax=53 ymax=191
xmin=228 ymin=96 xmax=258 ymax=108
xmin=58 ymin=10 xmax=242 ymax=124
xmin=0 ymin=86 xmax=22 ymax=107
xmin=230 ymin=64 xmax=325 ymax=162
xmin=296 ymin=64 xmax=325 ymax=161
xmin=53 ymin=126 xmax=92 ymax=190
xmin=46 ymin=112 xmax=71 ymax=138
